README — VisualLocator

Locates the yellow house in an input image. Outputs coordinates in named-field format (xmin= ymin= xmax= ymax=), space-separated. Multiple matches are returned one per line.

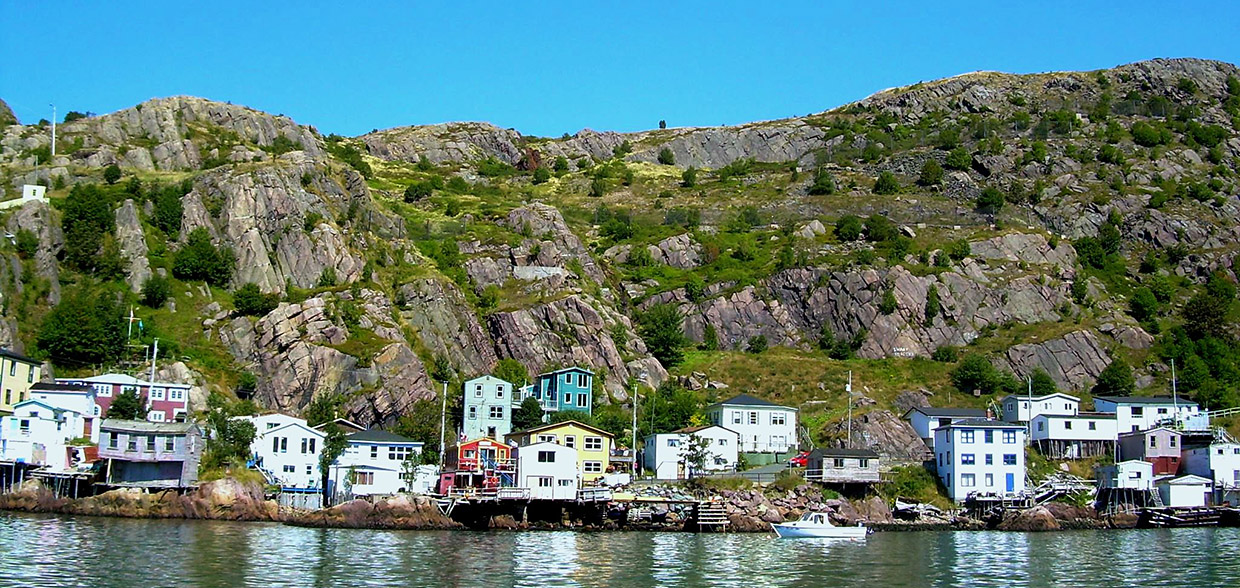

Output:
xmin=0 ymin=349 xmax=42 ymax=416
xmin=506 ymin=420 xmax=614 ymax=483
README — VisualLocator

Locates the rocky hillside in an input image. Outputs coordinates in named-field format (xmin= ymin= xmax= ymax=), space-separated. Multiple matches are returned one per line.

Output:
xmin=3 ymin=57 xmax=1240 ymax=454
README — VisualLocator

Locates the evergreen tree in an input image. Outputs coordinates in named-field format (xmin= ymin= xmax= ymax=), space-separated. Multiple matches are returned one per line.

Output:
xmin=1092 ymin=359 xmax=1135 ymax=397
xmin=639 ymin=303 xmax=686 ymax=368
xmin=107 ymin=388 xmax=146 ymax=420
xmin=512 ymin=397 xmax=545 ymax=431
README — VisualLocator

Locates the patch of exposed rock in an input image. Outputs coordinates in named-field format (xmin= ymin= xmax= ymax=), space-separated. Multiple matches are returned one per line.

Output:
xmin=5 ymin=200 xmax=63 ymax=304
xmin=502 ymin=203 xmax=603 ymax=283
xmin=360 ymin=122 xmax=524 ymax=165
xmin=114 ymin=199 xmax=151 ymax=292
xmin=397 ymin=278 xmax=498 ymax=377
xmin=285 ymin=494 xmax=459 ymax=530
xmin=0 ymin=478 xmax=278 ymax=521
xmin=820 ymin=409 xmax=932 ymax=463
xmin=1000 ymin=330 xmax=1111 ymax=391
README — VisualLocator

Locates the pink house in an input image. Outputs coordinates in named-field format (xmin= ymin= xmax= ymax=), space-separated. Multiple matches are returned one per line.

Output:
xmin=55 ymin=374 xmax=190 ymax=423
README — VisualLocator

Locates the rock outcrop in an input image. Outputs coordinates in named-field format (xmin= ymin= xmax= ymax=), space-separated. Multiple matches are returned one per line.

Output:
xmin=820 ymin=409 xmax=932 ymax=463
xmin=5 ymin=199 xmax=63 ymax=304
xmin=1001 ymin=330 xmax=1112 ymax=390
xmin=284 ymin=494 xmax=459 ymax=529
xmin=0 ymin=478 xmax=278 ymax=521
xmin=114 ymin=199 xmax=151 ymax=292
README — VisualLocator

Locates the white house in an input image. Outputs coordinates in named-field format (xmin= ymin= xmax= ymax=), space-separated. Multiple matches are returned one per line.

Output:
xmin=643 ymin=425 xmax=739 ymax=480
xmin=934 ymin=419 xmax=1026 ymax=502
xmin=1095 ymin=459 xmax=1155 ymax=491
xmin=250 ymin=420 xmax=325 ymax=490
xmin=0 ymin=400 xmax=86 ymax=468
xmin=331 ymin=430 xmax=424 ymax=496
xmin=1183 ymin=443 xmax=1240 ymax=493
xmin=516 ymin=441 xmax=579 ymax=500
xmin=704 ymin=394 xmax=797 ymax=454
xmin=56 ymin=373 xmax=191 ymax=424
xmin=1029 ymin=413 xmax=1118 ymax=459
xmin=245 ymin=413 xmax=307 ymax=433
xmin=1093 ymin=396 xmax=1201 ymax=434
xmin=1000 ymin=392 xmax=1080 ymax=423
xmin=1155 ymin=474 xmax=1212 ymax=508
xmin=462 ymin=375 xmax=514 ymax=441
xmin=903 ymin=407 xmax=989 ymax=450
xmin=28 ymin=382 xmax=101 ymax=443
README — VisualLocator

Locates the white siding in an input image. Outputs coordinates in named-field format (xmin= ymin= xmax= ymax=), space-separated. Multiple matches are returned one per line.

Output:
xmin=705 ymin=405 xmax=796 ymax=453
xmin=934 ymin=424 xmax=1026 ymax=502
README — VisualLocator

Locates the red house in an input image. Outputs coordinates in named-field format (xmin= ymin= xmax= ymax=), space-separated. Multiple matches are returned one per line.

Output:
xmin=439 ymin=437 xmax=515 ymax=493
xmin=56 ymin=374 xmax=190 ymax=423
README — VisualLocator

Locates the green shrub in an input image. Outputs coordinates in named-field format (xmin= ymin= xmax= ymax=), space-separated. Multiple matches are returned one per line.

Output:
xmin=1131 ymin=121 xmax=1172 ymax=147
xmin=835 ymin=215 xmax=863 ymax=241
xmin=879 ymin=288 xmax=897 ymax=315
xmin=932 ymin=345 xmax=958 ymax=362
xmin=946 ymin=239 xmax=971 ymax=262
xmin=746 ymin=335 xmax=768 ymax=353
xmin=317 ymin=267 xmax=338 ymax=288
xmin=864 ymin=215 xmax=896 ymax=243
xmin=141 ymin=275 xmax=172 ymax=308
xmin=925 ymin=285 xmax=940 ymax=323
xmin=918 ymin=160 xmax=944 ymax=186
xmin=172 ymin=228 xmax=235 ymax=287
xmin=553 ymin=156 xmax=569 ymax=173
xmin=873 ymin=171 xmax=900 ymax=195
xmin=657 ymin=147 xmax=675 ymax=165
xmin=532 ymin=167 xmax=551 ymax=184
xmin=613 ymin=140 xmax=632 ymax=158
xmin=404 ymin=182 xmax=432 ymax=202
xmin=681 ymin=166 xmax=698 ymax=187
xmin=976 ymin=186 xmax=1005 ymax=213
xmin=1129 ymin=287 xmax=1159 ymax=323
xmin=15 ymin=229 xmax=37 ymax=259
xmin=234 ymin=283 xmax=280 ymax=317
xmin=103 ymin=164 xmax=122 ymax=184
xmin=717 ymin=158 xmax=753 ymax=181
xmin=808 ymin=168 xmax=835 ymax=195
xmin=945 ymin=147 xmax=972 ymax=171
xmin=951 ymin=354 xmax=1017 ymax=395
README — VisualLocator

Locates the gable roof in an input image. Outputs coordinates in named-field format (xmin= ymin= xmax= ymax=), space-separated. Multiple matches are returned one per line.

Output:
xmin=12 ymin=399 xmax=66 ymax=416
xmin=1000 ymin=392 xmax=1081 ymax=403
xmin=537 ymin=366 xmax=594 ymax=377
xmin=312 ymin=418 xmax=366 ymax=433
xmin=672 ymin=425 xmax=737 ymax=436
xmin=30 ymin=382 xmax=94 ymax=393
xmin=263 ymin=421 xmax=325 ymax=439
xmin=0 ymin=348 xmax=39 ymax=365
xmin=508 ymin=420 xmax=615 ymax=439
xmin=56 ymin=373 xmax=192 ymax=389
xmin=903 ymin=407 xmax=988 ymax=419
xmin=464 ymin=375 xmax=513 ymax=386
xmin=1118 ymin=426 xmax=1181 ymax=438
xmin=1094 ymin=396 xmax=1199 ymax=406
xmin=348 ymin=429 xmax=421 ymax=445
xmin=936 ymin=418 xmax=1025 ymax=430
xmin=709 ymin=394 xmax=796 ymax=410
xmin=1156 ymin=474 xmax=1212 ymax=486
xmin=809 ymin=447 xmax=880 ymax=459
xmin=101 ymin=419 xmax=200 ymax=435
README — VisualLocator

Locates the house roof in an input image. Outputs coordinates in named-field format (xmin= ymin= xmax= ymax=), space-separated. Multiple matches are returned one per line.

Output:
xmin=464 ymin=375 xmax=512 ymax=386
xmin=936 ymin=418 xmax=1025 ymax=430
xmin=348 ymin=429 xmax=421 ymax=445
xmin=1000 ymin=392 xmax=1081 ymax=403
xmin=30 ymin=382 xmax=93 ymax=393
xmin=709 ymin=394 xmax=796 ymax=410
xmin=56 ymin=374 xmax=191 ymax=388
xmin=1155 ymin=474 xmax=1212 ymax=486
xmin=507 ymin=420 xmax=615 ymax=439
xmin=313 ymin=418 xmax=365 ymax=433
xmin=13 ymin=399 xmax=67 ymax=415
xmin=0 ymin=348 xmax=39 ymax=365
xmin=264 ymin=421 xmax=325 ymax=439
xmin=1093 ymin=396 xmax=1199 ymax=406
xmin=538 ymin=366 xmax=594 ymax=377
xmin=903 ymin=407 xmax=988 ymax=419
xmin=1118 ymin=426 xmax=1181 ymax=438
xmin=101 ymin=419 xmax=199 ymax=434
xmin=809 ymin=447 xmax=880 ymax=459
xmin=672 ymin=425 xmax=737 ymax=435
xmin=1033 ymin=412 xmax=1117 ymax=421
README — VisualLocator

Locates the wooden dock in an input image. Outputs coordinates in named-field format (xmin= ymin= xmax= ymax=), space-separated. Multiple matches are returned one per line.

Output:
xmin=692 ymin=501 xmax=729 ymax=532
xmin=1137 ymin=507 xmax=1240 ymax=528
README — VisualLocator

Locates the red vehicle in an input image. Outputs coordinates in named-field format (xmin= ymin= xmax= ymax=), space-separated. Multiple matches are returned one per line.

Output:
xmin=788 ymin=451 xmax=810 ymax=467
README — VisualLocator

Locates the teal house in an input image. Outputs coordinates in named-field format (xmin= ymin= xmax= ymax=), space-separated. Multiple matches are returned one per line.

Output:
xmin=525 ymin=367 xmax=594 ymax=414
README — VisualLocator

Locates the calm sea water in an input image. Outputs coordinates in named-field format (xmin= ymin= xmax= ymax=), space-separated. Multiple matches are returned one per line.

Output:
xmin=1 ymin=512 xmax=1238 ymax=587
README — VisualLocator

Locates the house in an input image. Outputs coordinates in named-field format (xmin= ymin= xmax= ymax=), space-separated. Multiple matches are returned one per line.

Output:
xmin=642 ymin=425 xmax=739 ymax=480
xmin=515 ymin=441 xmax=579 ymax=500
xmin=806 ymin=448 xmax=881 ymax=484
xmin=331 ymin=430 xmax=424 ymax=496
xmin=933 ymin=419 xmax=1026 ymax=502
xmin=1029 ymin=412 xmax=1118 ymax=459
xmin=507 ymin=420 xmax=614 ymax=483
xmin=98 ymin=419 xmax=202 ymax=488
xmin=520 ymin=367 xmax=594 ymax=414
xmin=0 ymin=348 xmax=43 ymax=416
xmin=704 ymin=394 xmax=798 ymax=456
xmin=248 ymin=418 xmax=324 ymax=490
xmin=0 ymin=400 xmax=87 ymax=468
xmin=447 ymin=437 xmax=516 ymax=491
xmin=462 ymin=375 xmax=515 ymax=440
xmin=56 ymin=373 xmax=191 ymax=423
xmin=312 ymin=418 xmax=366 ymax=434
xmin=1183 ymin=443 xmax=1240 ymax=495
xmin=903 ymin=407 xmax=989 ymax=449
xmin=1096 ymin=459 xmax=1155 ymax=491
xmin=999 ymin=392 xmax=1080 ymax=423
xmin=28 ymin=382 xmax=101 ymax=443
xmin=1117 ymin=427 xmax=1182 ymax=475
xmin=1093 ymin=396 xmax=1201 ymax=434
xmin=1155 ymin=474 xmax=1212 ymax=508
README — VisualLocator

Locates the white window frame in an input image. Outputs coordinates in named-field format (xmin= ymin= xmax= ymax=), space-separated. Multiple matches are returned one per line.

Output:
xmin=489 ymin=406 xmax=504 ymax=419
xmin=771 ymin=413 xmax=786 ymax=426
xmin=584 ymin=436 xmax=603 ymax=451
xmin=583 ymin=461 xmax=602 ymax=474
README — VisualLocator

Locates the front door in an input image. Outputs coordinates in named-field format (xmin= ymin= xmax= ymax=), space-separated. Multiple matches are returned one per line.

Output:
xmin=481 ymin=448 xmax=496 ymax=465
xmin=1005 ymin=473 xmax=1015 ymax=492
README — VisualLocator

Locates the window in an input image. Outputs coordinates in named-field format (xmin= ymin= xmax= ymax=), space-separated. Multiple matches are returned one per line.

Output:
xmin=1003 ymin=454 xmax=1017 ymax=466
xmin=771 ymin=413 xmax=786 ymax=426
xmin=169 ymin=389 xmax=184 ymax=402
xmin=564 ymin=436 xmax=576 ymax=449
xmin=150 ymin=387 xmax=166 ymax=401
xmin=718 ymin=439 xmax=727 ymax=446
xmin=833 ymin=458 xmax=845 ymax=468
xmin=355 ymin=472 xmax=374 ymax=485
xmin=301 ymin=438 xmax=310 ymax=454
xmin=771 ymin=435 xmax=786 ymax=448
xmin=127 ymin=436 xmax=138 ymax=452
xmin=1088 ymin=422 xmax=1096 ymax=431
xmin=7 ymin=361 xmax=13 ymax=376
xmin=667 ymin=438 xmax=680 ymax=447
xmin=583 ymin=461 xmax=602 ymax=473
xmin=267 ymin=423 xmax=278 ymax=429
xmin=1157 ymin=408 xmax=1168 ymax=415
xmin=961 ymin=474 xmax=975 ymax=487
xmin=370 ymin=446 xmax=378 ymax=459
xmin=389 ymin=446 xmax=414 ymax=461
xmin=1170 ymin=436 xmax=1177 ymax=448
xmin=985 ymin=454 xmax=993 ymax=465
xmin=165 ymin=436 xmax=175 ymax=452
xmin=108 ymin=432 xmax=119 ymax=449
xmin=1219 ymin=449 xmax=1225 ymax=455
xmin=538 ymin=477 xmax=552 ymax=487
xmin=306 ymin=465 xmax=312 ymax=476
xmin=94 ymin=384 xmax=111 ymax=397
xmin=563 ymin=374 xmax=571 ymax=384
xmin=496 ymin=386 xmax=505 ymax=399
xmin=308 ymin=439 xmax=316 ymax=454
xmin=273 ymin=437 xmax=281 ymax=453
xmin=748 ymin=412 xmax=758 ymax=425
xmin=1234 ymin=448 xmax=1240 ymax=455
xmin=584 ymin=436 xmax=603 ymax=451
xmin=18 ymin=419 xmax=30 ymax=434
xmin=1003 ymin=431 xmax=1017 ymax=444
xmin=537 ymin=434 xmax=557 ymax=443
xmin=468 ymin=406 xmax=477 ymax=419
xmin=558 ymin=479 xmax=573 ymax=487
xmin=1064 ymin=421 xmax=1072 ymax=430
xmin=577 ymin=393 xmax=588 ymax=408
xmin=150 ymin=411 xmax=167 ymax=423
xmin=26 ymin=365 xmax=33 ymax=384
xmin=283 ymin=465 xmax=296 ymax=473
xmin=3 ymin=389 xmax=9 ymax=405
xmin=1150 ymin=437 xmax=1157 ymax=448
xmin=985 ymin=473 xmax=994 ymax=487
xmin=984 ymin=430 xmax=994 ymax=443
xmin=474 ymin=384 xmax=483 ymax=398
xmin=938 ymin=453 xmax=943 ymax=467
xmin=961 ymin=430 xmax=975 ymax=443
xmin=961 ymin=454 xmax=975 ymax=465
xmin=538 ymin=451 xmax=556 ymax=463
xmin=489 ymin=406 xmax=504 ymax=419
xmin=578 ymin=374 xmax=588 ymax=388
xmin=1037 ymin=422 xmax=1044 ymax=432
xmin=732 ymin=412 xmax=742 ymax=425
xmin=1131 ymin=407 xmax=1144 ymax=416
xmin=859 ymin=459 xmax=869 ymax=468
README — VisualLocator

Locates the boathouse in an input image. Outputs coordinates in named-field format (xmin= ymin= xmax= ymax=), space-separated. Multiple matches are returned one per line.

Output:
xmin=99 ymin=419 xmax=202 ymax=489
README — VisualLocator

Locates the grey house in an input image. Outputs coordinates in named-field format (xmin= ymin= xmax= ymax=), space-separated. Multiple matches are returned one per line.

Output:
xmin=806 ymin=448 xmax=881 ymax=484
xmin=99 ymin=419 xmax=203 ymax=489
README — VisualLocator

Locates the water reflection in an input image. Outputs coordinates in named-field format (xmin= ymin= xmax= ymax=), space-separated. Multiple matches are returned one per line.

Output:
xmin=2 ymin=513 xmax=1240 ymax=587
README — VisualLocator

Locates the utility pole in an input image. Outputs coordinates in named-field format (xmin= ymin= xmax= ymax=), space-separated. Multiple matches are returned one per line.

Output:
xmin=631 ymin=379 xmax=639 ymax=477
xmin=149 ymin=339 xmax=158 ymax=383
xmin=50 ymin=104 xmax=56 ymax=158
xmin=1171 ymin=358 xmax=1178 ymax=428
xmin=846 ymin=371 xmax=853 ymax=449
xmin=438 ymin=380 xmax=447 ymax=470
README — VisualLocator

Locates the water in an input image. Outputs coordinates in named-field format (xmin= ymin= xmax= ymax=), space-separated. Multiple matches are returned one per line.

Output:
xmin=1 ymin=513 xmax=1239 ymax=587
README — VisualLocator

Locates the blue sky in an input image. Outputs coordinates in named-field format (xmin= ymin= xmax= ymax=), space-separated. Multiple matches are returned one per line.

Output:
xmin=2 ymin=1 xmax=1238 ymax=137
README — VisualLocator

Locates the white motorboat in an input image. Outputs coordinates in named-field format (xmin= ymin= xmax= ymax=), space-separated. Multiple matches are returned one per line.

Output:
xmin=771 ymin=512 xmax=868 ymax=539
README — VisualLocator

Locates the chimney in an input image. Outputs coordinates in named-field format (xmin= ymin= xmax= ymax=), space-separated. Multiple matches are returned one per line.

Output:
xmin=986 ymin=407 xmax=993 ymax=420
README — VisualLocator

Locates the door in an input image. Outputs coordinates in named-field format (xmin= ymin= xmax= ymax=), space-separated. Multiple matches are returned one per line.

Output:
xmin=481 ymin=448 xmax=496 ymax=466
xmin=1005 ymin=473 xmax=1015 ymax=493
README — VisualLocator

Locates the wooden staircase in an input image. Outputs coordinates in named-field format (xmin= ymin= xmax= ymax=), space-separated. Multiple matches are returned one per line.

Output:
xmin=694 ymin=502 xmax=729 ymax=532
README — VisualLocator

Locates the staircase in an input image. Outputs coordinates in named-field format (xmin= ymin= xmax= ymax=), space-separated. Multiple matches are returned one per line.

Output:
xmin=694 ymin=502 xmax=729 ymax=532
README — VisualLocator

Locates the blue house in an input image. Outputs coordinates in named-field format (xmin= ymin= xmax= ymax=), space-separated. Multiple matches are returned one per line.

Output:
xmin=523 ymin=367 xmax=594 ymax=414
